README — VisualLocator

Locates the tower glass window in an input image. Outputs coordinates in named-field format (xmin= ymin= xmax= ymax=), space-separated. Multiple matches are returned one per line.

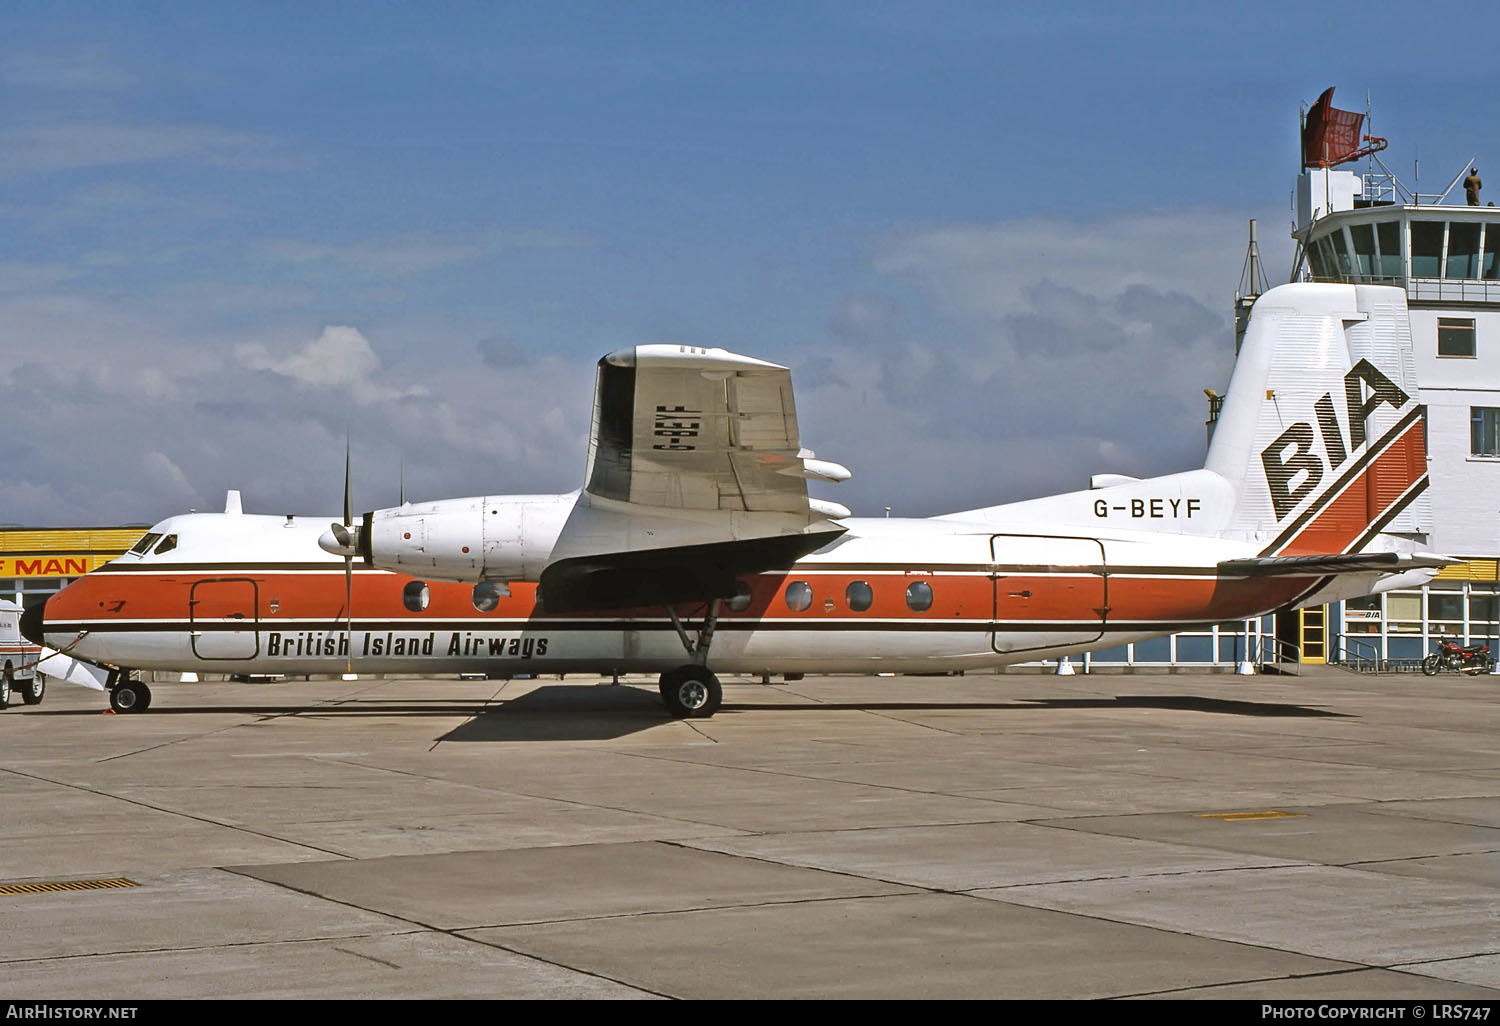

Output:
xmin=1376 ymin=221 xmax=1403 ymax=279
xmin=1447 ymin=222 xmax=1481 ymax=278
xmin=1410 ymin=221 xmax=1444 ymax=277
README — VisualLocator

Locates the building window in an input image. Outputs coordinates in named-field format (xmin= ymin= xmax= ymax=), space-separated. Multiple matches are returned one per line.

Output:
xmin=1410 ymin=221 xmax=1444 ymax=278
xmin=1447 ymin=222 xmax=1481 ymax=278
xmin=1349 ymin=223 xmax=1376 ymax=280
xmin=1386 ymin=592 xmax=1422 ymax=634
xmin=1438 ymin=318 xmax=1476 ymax=357
xmin=1376 ymin=221 xmax=1402 ymax=279
xmin=1472 ymin=407 xmax=1500 ymax=456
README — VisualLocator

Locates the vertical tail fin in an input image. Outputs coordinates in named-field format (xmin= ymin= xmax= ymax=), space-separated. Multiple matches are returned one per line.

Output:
xmin=1207 ymin=282 xmax=1428 ymax=554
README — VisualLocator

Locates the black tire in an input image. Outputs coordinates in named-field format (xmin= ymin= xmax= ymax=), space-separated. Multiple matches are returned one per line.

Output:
xmin=21 ymin=675 xmax=44 ymax=705
xmin=110 ymin=681 xmax=149 ymax=714
xmin=1420 ymin=654 xmax=1441 ymax=676
xmin=0 ymin=668 xmax=10 ymax=710
xmin=659 ymin=666 xmax=722 ymax=719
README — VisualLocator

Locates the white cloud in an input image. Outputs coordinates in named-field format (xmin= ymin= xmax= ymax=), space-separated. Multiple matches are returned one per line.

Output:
xmin=235 ymin=325 xmax=428 ymax=405
xmin=795 ymin=207 xmax=1251 ymax=516
xmin=142 ymin=451 xmax=199 ymax=505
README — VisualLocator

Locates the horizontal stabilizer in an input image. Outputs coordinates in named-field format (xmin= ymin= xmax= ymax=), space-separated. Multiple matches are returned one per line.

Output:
xmin=1218 ymin=552 xmax=1455 ymax=578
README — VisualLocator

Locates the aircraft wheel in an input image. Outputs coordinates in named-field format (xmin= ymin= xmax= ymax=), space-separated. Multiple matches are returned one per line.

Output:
xmin=21 ymin=675 xmax=44 ymax=705
xmin=1420 ymin=654 xmax=1441 ymax=676
xmin=110 ymin=681 xmax=150 ymax=714
xmin=659 ymin=666 xmax=722 ymax=719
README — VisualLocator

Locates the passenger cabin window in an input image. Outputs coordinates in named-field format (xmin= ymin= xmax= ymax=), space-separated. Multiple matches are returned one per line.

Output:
xmin=1438 ymin=318 xmax=1476 ymax=358
xmin=153 ymin=534 xmax=178 ymax=555
xmin=471 ymin=582 xmax=501 ymax=612
xmin=129 ymin=532 xmax=162 ymax=555
xmin=845 ymin=581 xmax=873 ymax=612
xmin=1472 ymin=407 xmax=1500 ymax=456
xmin=1410 ymin=221 xmax=1445 ymax=277
xmin=784 ymin=581 xmax=812 ymax=612
xmin=727 ymin=579 xmax=753 ymax=612
xmin=905 ymin=581 xmax=934 ymax=612
xmin=402 ymin=581 xmax=431 ymax=612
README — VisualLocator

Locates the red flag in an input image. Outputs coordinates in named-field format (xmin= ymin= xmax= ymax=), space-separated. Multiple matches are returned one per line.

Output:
xmin=1302 ymin=87 xmax=1365 ymax=168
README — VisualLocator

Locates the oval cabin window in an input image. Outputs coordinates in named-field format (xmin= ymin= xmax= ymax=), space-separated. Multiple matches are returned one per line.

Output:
xmin=471 ymin=582 xmax=501 ymax=612
xmin=784 ymin=581 xmax=812 ymax=612
xmin=905 ymin=581 xmax=934 ymax=612
xmin=845 ymin=581 xmax=873 ymax=612
xmin=402 ymin=581 xmax=430 ymax=612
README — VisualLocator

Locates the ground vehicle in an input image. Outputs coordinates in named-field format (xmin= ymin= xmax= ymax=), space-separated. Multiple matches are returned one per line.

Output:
xmin=0 ymin=599 xmax=45 ymax=708
xmin=1421 ymin=637 xmax=1494 ymax=675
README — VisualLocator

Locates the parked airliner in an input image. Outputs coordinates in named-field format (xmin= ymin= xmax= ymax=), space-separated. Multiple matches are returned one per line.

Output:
xmin=24 ymin=283 xmax=1442 ymax=716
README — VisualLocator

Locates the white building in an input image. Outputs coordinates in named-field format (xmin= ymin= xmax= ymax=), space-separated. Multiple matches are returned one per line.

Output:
xmin=1294 ymin=166 xmax=1500 ymax=666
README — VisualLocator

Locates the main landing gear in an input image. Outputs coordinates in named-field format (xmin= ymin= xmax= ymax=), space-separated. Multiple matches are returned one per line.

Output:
xmin=658 ymin=601 xmax=723 ymax=719
xmin=106 ymin=669 xmax=152 ymax=714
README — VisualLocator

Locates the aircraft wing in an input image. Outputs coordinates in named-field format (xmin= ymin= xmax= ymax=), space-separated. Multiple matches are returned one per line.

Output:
xmin=1217 ymin=552 xmax=1455 ymax=578
xmin=584 ymin=345 xmax=850 ymax=514
xmin=538 ymin=345 xmax=852 ymax=613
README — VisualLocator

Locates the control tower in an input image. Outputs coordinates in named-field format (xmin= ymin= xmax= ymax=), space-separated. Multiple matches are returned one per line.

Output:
xmin=1289 ymin=88 xmax=1499 ymax=666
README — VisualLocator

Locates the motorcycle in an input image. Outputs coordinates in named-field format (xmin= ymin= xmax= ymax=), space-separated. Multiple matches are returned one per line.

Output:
xmin=1421 ymin=637 xmax=1494 ymax=675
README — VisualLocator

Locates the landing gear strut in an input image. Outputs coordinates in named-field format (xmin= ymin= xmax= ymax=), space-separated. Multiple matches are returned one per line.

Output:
xmin=658 ymin=600 xmax=723 ymax=719
xmin=106 ymin=669 xmax=152 ymax=714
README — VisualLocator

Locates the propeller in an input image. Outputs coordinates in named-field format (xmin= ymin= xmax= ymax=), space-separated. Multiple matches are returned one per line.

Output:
xmin=316 ymin=439 xmax=359 ymax=677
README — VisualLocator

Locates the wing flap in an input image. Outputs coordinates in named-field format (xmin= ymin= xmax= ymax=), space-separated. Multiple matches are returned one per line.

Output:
xmin=1218 ymin=552 xmax=1455 ymax=578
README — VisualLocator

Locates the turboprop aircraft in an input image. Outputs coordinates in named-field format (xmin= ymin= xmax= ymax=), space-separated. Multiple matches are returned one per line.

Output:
xmin=24 ymin=282 xmax=1445 ymax=716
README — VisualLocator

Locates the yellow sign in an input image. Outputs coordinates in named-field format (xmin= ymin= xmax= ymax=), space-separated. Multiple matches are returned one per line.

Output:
xmin=0 ymin=555 xmax=101 ymax=578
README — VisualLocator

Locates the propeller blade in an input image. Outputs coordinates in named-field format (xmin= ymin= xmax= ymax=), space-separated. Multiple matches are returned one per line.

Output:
xmin=343 ymin=436 xmax=353 ymax=528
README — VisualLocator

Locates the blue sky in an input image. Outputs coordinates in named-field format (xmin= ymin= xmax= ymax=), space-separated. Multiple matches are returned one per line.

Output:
xmin=2 ymin=2 xmax=1489 ymax=524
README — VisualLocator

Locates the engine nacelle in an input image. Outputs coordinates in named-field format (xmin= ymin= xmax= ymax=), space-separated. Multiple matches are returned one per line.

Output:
xmin=362 ymin=492 xmax=574 ymax=583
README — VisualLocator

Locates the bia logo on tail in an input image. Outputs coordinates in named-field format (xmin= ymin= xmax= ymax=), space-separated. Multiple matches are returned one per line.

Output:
xmin=1260 ymin=360 xmax=1411 ymax=520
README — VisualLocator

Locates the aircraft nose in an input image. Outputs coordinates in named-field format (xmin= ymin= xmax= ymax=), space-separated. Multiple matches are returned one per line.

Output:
xmin=19 ymin=600 xmax=45 ymax=646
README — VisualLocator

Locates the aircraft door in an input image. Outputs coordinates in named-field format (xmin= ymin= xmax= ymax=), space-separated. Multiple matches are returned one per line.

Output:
xmin=990 ymin=535 xmax=1107 ymax=655
xmin=189 ymin=578 xmax=260 ymax=660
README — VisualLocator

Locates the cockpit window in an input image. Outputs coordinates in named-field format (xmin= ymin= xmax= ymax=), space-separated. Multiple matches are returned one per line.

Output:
xmin=153 ymin=534 xmax=178 ymax=555
xmin=129 ymin=532 xmax=162 ymax=555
